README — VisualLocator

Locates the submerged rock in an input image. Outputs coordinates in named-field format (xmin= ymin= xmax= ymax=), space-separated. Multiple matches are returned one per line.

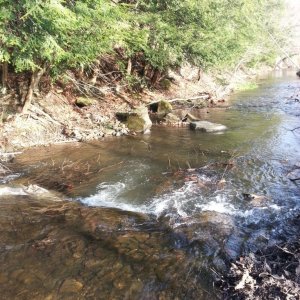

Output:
xmin=190 ymin=120 xmax=227 ymax=132
xmin=0 ymin=197 xmax=206 ymax=299
xmin=60 ymin=279 xmax=83 ymax=293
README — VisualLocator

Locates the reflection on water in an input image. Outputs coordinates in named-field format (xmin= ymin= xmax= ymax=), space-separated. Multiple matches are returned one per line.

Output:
xmin=1 ymin=70 xmax=300 ymax=299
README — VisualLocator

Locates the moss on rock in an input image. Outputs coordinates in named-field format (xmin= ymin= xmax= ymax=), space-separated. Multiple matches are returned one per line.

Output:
xmin=157 ymin=100 xmax=172 ymax=115
xmin=75 ymin=97 xmax=95 ymax=107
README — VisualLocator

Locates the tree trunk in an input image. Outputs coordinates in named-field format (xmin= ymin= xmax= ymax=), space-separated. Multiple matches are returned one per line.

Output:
xmin=1 ymin=62 xmax=8 ymax=93
xmin=33 ymin=68 xmax=44 ymax=92
xmin=127 ymin=58 xmax=132 ymax=75
xmin=22 ymin=68 xmax=44 ymax=113
xmin=151 ymin=68 xmax=161 ymax=85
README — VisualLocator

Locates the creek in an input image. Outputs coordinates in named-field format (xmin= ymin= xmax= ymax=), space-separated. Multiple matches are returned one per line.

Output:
xmin=0 ymin=70 xmax=300 ymax=299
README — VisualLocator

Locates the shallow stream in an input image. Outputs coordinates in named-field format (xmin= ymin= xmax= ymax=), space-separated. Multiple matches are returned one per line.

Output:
xmin=1 ymin=70 xmax=300 ymax=299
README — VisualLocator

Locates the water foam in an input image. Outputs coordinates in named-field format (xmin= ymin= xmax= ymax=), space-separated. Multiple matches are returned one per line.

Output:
xmin=195 ymin=194 xmax=238 ymax=215
xmin=78 ymin=174 xmax=284 ymax=223
xmin=0 ymin=186 xmax=28 ymax=196
xmin=79 ymin=178 xmax=240 ymax=218
xmin=80 ymin=182 xmax=148 ymax=213
xmin=0 ymin=185 xmax=50 ymax=196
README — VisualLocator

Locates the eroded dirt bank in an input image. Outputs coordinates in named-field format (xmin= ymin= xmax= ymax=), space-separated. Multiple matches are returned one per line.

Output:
xmin=0 ymin=66 xmax=267 ymax=153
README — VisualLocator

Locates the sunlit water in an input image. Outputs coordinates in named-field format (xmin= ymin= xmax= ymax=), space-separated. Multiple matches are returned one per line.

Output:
xmin=1 ymin=70 xmax=300 ymax=299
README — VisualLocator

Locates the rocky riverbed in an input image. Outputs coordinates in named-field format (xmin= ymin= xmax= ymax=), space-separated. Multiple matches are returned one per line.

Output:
xmin=0 ymin=190 xmax=224 ymax=299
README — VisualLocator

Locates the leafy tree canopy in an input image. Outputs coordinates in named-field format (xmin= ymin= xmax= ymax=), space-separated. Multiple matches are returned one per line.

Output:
xmin=0 ymin=0 xmax=284 ymax=80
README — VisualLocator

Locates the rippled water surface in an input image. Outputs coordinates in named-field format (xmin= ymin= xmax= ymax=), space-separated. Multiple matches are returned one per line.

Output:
xmin=1 ymin=70 xmax=300 ymax=299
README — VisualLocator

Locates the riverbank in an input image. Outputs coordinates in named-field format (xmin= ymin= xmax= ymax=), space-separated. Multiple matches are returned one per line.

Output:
xmin=0 ymin=65 xmax=269 ymax=154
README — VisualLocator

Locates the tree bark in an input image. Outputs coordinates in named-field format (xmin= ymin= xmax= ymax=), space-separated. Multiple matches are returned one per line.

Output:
xmin=151 ymin=69 xmax=160 ymax=85
xmin=127 ymin=58 xmax=132 ymax=75
xmin=1 ymin=62 xmax=8 ymax=92
xmin=22 ymin=68 xmax=44 ymax=113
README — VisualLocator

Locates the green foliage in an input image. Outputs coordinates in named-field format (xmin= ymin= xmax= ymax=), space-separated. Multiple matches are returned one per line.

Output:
xmin=128 ymin=0 xmax=284 ymax=70
xmin=0 ymin=0 xmax=284 ymax=84
xmin=0 ymin=0 xmax=122 ymax=75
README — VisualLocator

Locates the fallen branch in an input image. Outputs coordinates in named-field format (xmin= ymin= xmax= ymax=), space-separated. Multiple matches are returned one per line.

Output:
xmin=290 ymin=126 xmax=300 ymax=132
xmin=148 ymin=94 xmax=211 ymax=106
xmin=0 ymin=162 xmax=11 ymax=174
xmin=98 ymin=161 xmax=124 ymax=173
xmin=290 ymin=177 xmax=300 ymax=182
xmin=28 ymin=106 xmax=62 ymax=126
xmin=0 ymin=152 xmax=22 ymax=156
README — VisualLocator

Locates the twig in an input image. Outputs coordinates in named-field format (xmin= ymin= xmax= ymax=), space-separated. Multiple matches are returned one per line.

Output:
xmin=290 ymin=177 xmax=300 ymax=182
xmin=98 ymin=161 xmax=124 ymax=173
xmin=140 ymin=140 xmax=151 ymax=151
xmin=0 ymin=152 xmax=22 ymax=156
xmin=275 ymin=245 xmax=296 ymax=256
xmin=291 ymin=127 xmax=300 ymax=132
xmin=148 ymin=94 xmax=211 ymax=106
xmin=29 ymin=106 xmax=62 ymax=126
xmin=0 ymin=162 xmax=11 ymax=173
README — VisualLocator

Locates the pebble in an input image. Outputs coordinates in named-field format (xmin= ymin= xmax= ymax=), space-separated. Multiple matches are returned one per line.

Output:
xmin=60 ymin=279 xmax=83 ymax=293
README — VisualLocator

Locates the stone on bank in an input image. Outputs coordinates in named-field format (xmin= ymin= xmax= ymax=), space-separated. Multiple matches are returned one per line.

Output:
xmin=116 ymin=106 xmax=152 ymax=134
xmin=190 ymin=121 xmax=227 ymax=132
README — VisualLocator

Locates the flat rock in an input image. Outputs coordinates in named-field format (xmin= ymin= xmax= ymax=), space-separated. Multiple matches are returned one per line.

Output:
xmin=164 ymin=113 xmax=180 ymax=123
xmin=190 ymin=121 xmax=227 ymax=132
xmin=60 ymin=279 xmax=83 ymax=293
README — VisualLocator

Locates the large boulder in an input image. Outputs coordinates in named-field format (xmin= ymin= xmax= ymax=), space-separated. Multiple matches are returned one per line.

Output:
xmin=116 ymin=106 xmax=152 ymax=134
xmin=190 ymin=121 xmax=227 ymax=132
xmin=149 ymin=100 xmax=172 ymax=115
xmin=297 ymin=70 xmax=300 ymax=78
xmin=157 ymin=100 xmax=172 ymax=115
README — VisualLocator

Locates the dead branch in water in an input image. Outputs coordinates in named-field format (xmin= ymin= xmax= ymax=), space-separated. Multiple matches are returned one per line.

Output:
xmin=98 ymin=161 xmax=124 ymax=173
xmin=290 ymin=126 xmax=300 ymax=132
xmin=284 ymin=125 xmax=300 ymax=132
xmin=290 ymin=177 xmax=300 ymax=182
xmin=148 ymin=94 xmax=211 ymax=106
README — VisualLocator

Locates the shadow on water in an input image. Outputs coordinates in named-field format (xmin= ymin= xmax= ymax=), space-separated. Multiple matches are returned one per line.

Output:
xmin=1 ymin=70 xmax=300 ymax=299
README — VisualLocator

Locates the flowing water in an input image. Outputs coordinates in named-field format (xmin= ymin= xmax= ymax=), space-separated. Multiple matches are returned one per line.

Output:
xmin=1 ymin=70 xmax=300 ymax=299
